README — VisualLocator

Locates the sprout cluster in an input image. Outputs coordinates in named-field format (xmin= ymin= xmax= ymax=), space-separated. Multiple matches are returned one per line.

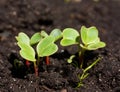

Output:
xmin=15 ymin=26 xmax=106 ymax=86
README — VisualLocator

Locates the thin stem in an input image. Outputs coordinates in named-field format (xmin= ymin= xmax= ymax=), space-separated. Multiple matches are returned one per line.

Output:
xmin=46 ymin=56 xmax=50 ymax=65
xmin=80 ymin=71 xmax=89 ymax=81
xmin=84 ymin=57 xmax=101 ymax=73
xmin=79 ymin=48 xmax=86 ymax=68
xmin=33 ymin=62 xmax=38 ymax=76
xmin=37 ymin=56 xmax=41 ymax=67
xmin=26 ymin=60 xmax=30 ymax=68
xmin=80 ymin=58 xmax=101 ymax=81
xmin=77 ymin=58 xmax=101 ymax=88
xmin=37 ymin=56 xmax=40 ymax=63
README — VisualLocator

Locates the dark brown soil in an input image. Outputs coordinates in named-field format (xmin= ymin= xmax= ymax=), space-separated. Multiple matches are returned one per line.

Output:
xmin=0 ymin=0 xmax=120 ymax=92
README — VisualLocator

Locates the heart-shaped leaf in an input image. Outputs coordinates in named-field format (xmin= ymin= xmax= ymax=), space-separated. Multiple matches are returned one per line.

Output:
xmin=87 ymin=42 xmax=106 ymax=50
xmin=30 ymin=32 xmax=43 ymax=45
xmin=16 ymin=32 xmax=30 ymax=45
xmin=50 ymin=28 xmax=62 ymax=41
xmin=40 ymin=30 xmax=48 ymax=37
xmin=37 ymin=36 xmax=58 ymax=57
xmin=81 ymin=26 xmax=98 ymax=45
xmin=60 ymin=28 xmax=79 ymax=46
xmin=17 ymin=42 xmax=36 ymax=61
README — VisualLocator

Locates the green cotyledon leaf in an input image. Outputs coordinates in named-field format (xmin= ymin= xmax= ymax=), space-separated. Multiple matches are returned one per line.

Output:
xmin=50 ymin=28 xmax=62 ymax=41
xmin=40 ymin=30 xmax=48 ymax=38
xmin=80 ymin=26 xmax=98 ymax=45
xmin=60 ymin=28 xmax=79 ymax=46
xmin=16 ymin=32 xmax=30 ymax=45
xmin=36 ymin=36 xmax=58 ymax=57
xmin=17 ymin=42 xmax=36 ymax=62
xmin=87 ymin=42 xmax=106 ymax=50
xmin=30 ymin=32 xmax=43 ymax=45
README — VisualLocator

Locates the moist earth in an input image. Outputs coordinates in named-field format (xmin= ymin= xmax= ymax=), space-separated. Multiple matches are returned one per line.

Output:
xmin=0 ymin=0 xmax=120 ymax=92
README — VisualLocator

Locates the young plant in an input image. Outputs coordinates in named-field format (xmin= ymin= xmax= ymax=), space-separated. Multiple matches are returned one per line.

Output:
xmin=77 ymin=57 xmax=100 ymax=87
xmin=79 ymin=26 xmax=106 ymax=68
xmin=60 ymin=26 xmax=106 ymax=67
xmin=60 ymin=26 xmax=106 ymax=87
xmin=15 ymin=29 xmax=62 ymax=76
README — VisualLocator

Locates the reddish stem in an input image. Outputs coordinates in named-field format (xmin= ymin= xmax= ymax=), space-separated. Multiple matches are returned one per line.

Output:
xmin=33 ymin=62 xmax=38 ymax=76
xmin=26 ymin=60 xmax=30 ymax=68
xmin=46 ymin=56 xmax=50 ymax=65
xmin=34 ymin=66 xmax=38 ymax=76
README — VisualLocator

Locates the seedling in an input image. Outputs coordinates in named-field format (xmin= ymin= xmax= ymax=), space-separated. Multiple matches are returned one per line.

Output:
xmin=15 ymin=29 xmax=62 ymax=76
xmin=77 ymin=57 xmax=100 ymax=87
xmin=61 ymin=26 xmax=106 ymax=67
xmin=79 ymin=26 xmax=106 ymax=68
xmin=60 ymin=26 xmax=106 ymax=87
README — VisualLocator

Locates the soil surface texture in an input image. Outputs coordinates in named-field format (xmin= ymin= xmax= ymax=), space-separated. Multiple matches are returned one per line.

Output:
xmin=0 ymin=0 xmax=120 ymax=92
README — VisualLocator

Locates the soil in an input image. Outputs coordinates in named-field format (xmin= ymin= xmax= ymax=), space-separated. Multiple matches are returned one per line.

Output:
xmin=0 ymin=0 xmax=120 ymax=92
